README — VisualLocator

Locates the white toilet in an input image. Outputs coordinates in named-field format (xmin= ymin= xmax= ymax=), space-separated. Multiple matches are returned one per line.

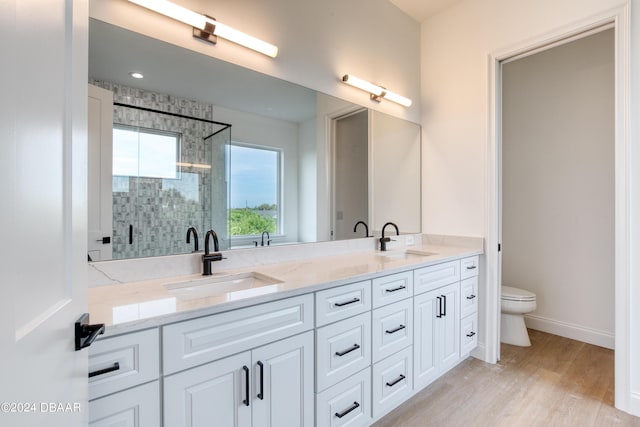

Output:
xmin=500 ymin=286 xmax=537 ymax=346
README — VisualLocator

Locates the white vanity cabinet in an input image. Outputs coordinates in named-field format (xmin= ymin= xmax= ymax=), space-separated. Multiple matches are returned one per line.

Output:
xmin=88 ymin=329 xmax=160 ymax=427
xmin=460 ymin=256 xmax=479 ymax=356
xmin=162 ymin=294 xmax=315 ymax=427
xmin=413 ymin=265 xmax=461 ymax=390
xmin=164 ymin=331 xmax=314 ymax=427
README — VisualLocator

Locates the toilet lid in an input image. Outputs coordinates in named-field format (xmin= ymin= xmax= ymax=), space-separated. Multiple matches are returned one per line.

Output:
xmin=501 ymin=286 xmax=536 ymax=301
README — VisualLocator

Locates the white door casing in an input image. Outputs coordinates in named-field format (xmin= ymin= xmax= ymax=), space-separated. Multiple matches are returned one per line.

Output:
xmin=87 ymin=84 xmax=113 ymax=261
xmin=0 ymin=0 xmax=89 ymax=425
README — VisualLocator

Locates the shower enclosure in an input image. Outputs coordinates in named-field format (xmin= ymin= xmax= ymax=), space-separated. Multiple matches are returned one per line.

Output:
xmin=111 ymin=104 xmax=231 ymax=259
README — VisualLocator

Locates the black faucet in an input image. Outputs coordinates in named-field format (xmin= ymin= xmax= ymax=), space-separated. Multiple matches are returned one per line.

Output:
xmin=202 ymin=229 xmax=223 ymax=275
xmin=353 ymin=221 xmax=369 ymax=237
xmin=186 ymin=227 xmax=199 ymax=252
xmin=380 ymin=222 xmax=399 ymax=251
xmin=261 ymin=231 xmax=271 ymax=247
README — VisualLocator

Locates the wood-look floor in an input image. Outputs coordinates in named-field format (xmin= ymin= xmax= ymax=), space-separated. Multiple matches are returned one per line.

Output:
xmin=374 ymin=330 xmax=640 ymax=427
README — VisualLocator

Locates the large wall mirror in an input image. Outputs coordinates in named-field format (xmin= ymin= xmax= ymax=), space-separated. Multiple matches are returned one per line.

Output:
xmin=88 ymin=19 xmax=421 ymax=261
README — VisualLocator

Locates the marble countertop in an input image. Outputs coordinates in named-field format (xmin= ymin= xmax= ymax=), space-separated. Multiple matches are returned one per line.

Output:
xmin=89 ymin=243 xmax=482 ymax=335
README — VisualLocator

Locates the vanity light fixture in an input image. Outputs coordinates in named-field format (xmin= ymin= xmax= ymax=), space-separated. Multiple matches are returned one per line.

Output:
xmin=129 ymin=72 xmax=144 ymax=79
xmin=127 ymin=0 xmax=279 ymax=58
xmin=341 ymin=74 xmax=412 ymax=107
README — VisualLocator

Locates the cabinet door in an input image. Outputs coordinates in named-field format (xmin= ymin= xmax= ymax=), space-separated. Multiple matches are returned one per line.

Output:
xmin=89 ymin=381 xmax=160 ymax=427
xmin=438 ymin=282 xmax=460 ymax=372
xmin=413 ymin=290 xmax=439 ymax=389
xmin=252 ymin=332 xmax=314 ymax=427
xmin=164 ymin=352 xmax=252 ymax=427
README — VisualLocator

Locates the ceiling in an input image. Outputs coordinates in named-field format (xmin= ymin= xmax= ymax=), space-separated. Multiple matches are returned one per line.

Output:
xmin=388 ymin=0 xmax=464 ymax=22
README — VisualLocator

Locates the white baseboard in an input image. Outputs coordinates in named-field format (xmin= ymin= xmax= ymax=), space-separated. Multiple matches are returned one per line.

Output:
xmin=470 ymin=342 xmax=489 ymax=362
xmin=629 ymin=392 xmax=640 ymax=417
xmin=524 ymin=314 xmax=614 ymax=349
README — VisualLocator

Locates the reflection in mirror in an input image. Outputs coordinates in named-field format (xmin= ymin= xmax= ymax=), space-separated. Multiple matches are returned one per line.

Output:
xmin=88 ymin=18 xmax=421 ymax=261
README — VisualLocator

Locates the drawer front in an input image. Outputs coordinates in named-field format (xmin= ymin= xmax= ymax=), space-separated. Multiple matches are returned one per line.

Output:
xmin=461 ymin=255 xmax=480 ymax=280
xmin=372 ymin=347 xmax=413 ymax=419
xmin=316 ymin=281 xmax=371 ymax=327
xmin=163 ymin=294 xmax=314 ymax=374
xmin=461 ymin=313 xmax=478 ymax=355
xmin=414 ymin=260 xmax=460 ymax=295
xmin=372 ymin=299 xmax=412 ymax=363
xmin=89 ymin=380 xmax=160 ymax=426
xmin=460 ymin=276 xmax=478 ymax=318
xmin=316 ymin=312 xmax=371 ymax=392
xmin=89 ymin=328 xmax=159 ymax=400
xmin=372 ymin=271 xmax=413 ymax=308
xmin=316 ymin=367 xmax=371 ymax=427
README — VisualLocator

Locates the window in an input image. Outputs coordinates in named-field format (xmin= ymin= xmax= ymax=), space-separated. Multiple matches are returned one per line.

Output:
xmin=228 ymin=143 xmax=281 ymax=237
xmin=112 ymin=125 xmax=181 ymax=180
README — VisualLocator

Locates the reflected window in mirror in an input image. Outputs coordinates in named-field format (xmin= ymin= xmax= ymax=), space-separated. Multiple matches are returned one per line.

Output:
xmin=113 ymin=125 xmax=181 ymax=180
xmin=228 ymin=143 xmax=281 ymax=246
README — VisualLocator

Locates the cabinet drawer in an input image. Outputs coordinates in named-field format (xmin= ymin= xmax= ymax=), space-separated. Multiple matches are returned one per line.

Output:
xmin=89 ymin=328 xmax=159 ymax=400
xmin=89 ymin=380 xmax=160 ymax=426
xmin=372 ymin=347 xmax=413 ymax=419
xmin=461 ymin=276 xmax=478 ymax=318
xmin=316 ymin=281 xmax=371 ymax=327
xmin=461 ymin=255 xmax=479 ymax=279
xmin=414 ymin=260 xmax=460 ymax=295
xmin=163 ymin=294 xmax=314 ymax=374
xmin=372 ymin=299 xmax=412 ymax=363
xmin=316 ymin=367 xmax=371 ymax=427
xmin=461 ymin=313 xmax=478 ymax=355
xmin=316 ymin=312 xmax=371 ymax=392
xmin=372 ymin=271 xmax=413 ymax=308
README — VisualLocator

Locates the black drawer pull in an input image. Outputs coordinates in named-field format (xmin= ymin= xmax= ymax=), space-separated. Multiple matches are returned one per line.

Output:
xmin=386 ymin=374 xmax=406 ymax=387
xmin=466 ymin=294 xmax=476 ymax=300
xmin=436 ymin=296 xmax=442 ymax=318
xmin=385 ymin=324 xmax=406 ymax=334
xmin=257 ymin=361 xmax=264 ymax=400
xmin=242 ymin=365 xmax=250 ymax=406
xmin=88 ymin=362 xmax=120 ymax=378
xmin=334 ymin=297 xmax=360 ymax=307
xmin=335 ymin=401 xmax=360 ymax=419
xmin=385 ymin=285 xmax=406 ymax=293
xmin=466 ymin=265 xmax=477 ymax=270
xmin=442 ymin=294 xmax=447 ymax=316
xmin=335 ymin=344 xmax=360 ymax=357
xmin=466 ymin=331 xmax=476 ymax=338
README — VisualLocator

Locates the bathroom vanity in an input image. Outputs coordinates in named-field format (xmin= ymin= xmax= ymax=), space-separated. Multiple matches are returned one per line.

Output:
xmin=87 ymin=237 xmax=481 ymax=426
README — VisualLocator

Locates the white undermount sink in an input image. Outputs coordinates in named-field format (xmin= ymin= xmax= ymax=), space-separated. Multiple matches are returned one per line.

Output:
xmin=164 ymin=272 xmax=283 ymax=301
xmin=377 ymin=249 xmax=439 ymax=261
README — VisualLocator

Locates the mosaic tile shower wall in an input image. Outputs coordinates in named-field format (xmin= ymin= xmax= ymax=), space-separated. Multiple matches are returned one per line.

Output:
xmin=90 ymin=80 xmax=230 ymax=259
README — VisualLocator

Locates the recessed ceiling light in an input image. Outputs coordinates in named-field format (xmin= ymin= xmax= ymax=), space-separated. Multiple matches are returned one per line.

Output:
xmin=129 ymin=72 xmax=144 ymax=79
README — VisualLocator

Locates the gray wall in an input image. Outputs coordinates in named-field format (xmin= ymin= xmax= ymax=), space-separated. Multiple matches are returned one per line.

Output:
xmin=501 ymin=29 xmax=614 ymax=347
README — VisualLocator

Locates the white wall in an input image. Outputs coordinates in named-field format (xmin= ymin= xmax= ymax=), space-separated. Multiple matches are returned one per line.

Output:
xmin=298 ymin=116 xmax=317 ymax=242
xmin=421 ymin=0 xmax=640 ymax=415
xmin=89 ymin=0 xmax=421 ymax=123
xmin=502 ymin=29 xmax=614 ymax=348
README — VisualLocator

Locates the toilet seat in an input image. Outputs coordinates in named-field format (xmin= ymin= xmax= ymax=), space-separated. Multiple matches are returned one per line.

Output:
xmin=501 ymin=286 xmax=536 ymax=302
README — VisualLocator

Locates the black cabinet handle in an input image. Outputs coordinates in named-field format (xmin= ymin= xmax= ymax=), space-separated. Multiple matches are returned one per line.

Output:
xmin=466 ymin=265 xmax=477 ymax=270
xmin=242 ymin=366 xmax=250 ymax=406
xmin=88 ymin=362 xmax=120 ymax=378
xmin=334 ymin=297 xmax=360 ymax=307
xmin=257 ymin=361 xmax=264 ymax=400
xmin=128 ymin=224 xmax=133 ymax=245
xmin=436 ymin=296 xmax=442 ymax=318
xmin=335 ymin=344 xmax=360 ymax=357
xmin=442 ymin=295 xmax=447 ymax=316
xmin=386 ymin=374 xmax=406 ymax=387
xmin=385 ymin=285 xmax=406 ymax=293
xmin=466 ymin=331 xmax=476 ymax=338
xmin=335 ymin=401 xmax=360 ymax=419
xmin=385 ymin=324 xmax=406 ymax=334
xmin=74 ymin=313 xmax=105 ymax=351
xmin=466 ymin=294 xmax=476 ymax=300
